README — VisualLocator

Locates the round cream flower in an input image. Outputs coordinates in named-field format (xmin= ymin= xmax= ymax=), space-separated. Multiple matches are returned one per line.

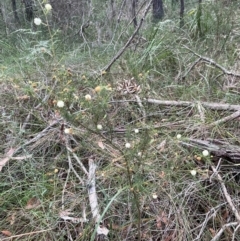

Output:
xmin=152 ymin=193 xmax=158 ymax=199
xmin=95 ymin=86 xmax=102 ymax=93
xmin=85 ymin=94 xmax=92 ymax=101
xmin=34 ymin=18 xmax=42 ymax=26
xmin=202 ymin=150 xmax=209 ymax=157
xmin=45 ymin=4 xmax=52 ymax=11
xmin=176 ymin=134 xmax=182 ymax=139
xmin=134 ymin=129 xmax=139 ymax=134
xmin=97 ymin=124 xmax=103 ymax=130
xmin=64 ymin=128 xmax=73 ymax=134
xmin=57 ymin=100 xmax=64 ymax=108
xmin=125 ymin=143 xmax=131 ymax=148
xmin=190 ymin=170 xmax=197 ymax=176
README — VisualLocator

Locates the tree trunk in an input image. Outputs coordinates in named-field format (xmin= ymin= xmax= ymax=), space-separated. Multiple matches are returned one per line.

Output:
xmin=23 ymin=0 xmax=34 ymax=21
xmin=152 ymin=0 xmax=164 ymax=23
xmin=131 ymin=0 xmax=137 ymax=28
xmin=12 ymin=0 xmax=20 ymax=24
xmin=197 ymin=0 xmax=203 ymax=36
xmin=180 ymin=0 xmax=184 ymax=27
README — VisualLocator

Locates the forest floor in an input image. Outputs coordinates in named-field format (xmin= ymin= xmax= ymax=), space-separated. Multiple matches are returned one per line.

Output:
xmin=1 ymin=2 xmax=240 ymax=240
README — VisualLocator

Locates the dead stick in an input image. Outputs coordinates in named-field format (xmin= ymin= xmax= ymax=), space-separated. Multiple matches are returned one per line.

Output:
xmin=66 ymin=146 xmax=89 ymax=176
xmin=184 ymin=46 xmax=240 ymax=78
xmin=1 ymin=228 xmax=52 ymax=240
xmin=211 ymin=222 xmax=238 ymax=241
xmin=208 ymin=110 xmax=240 ymax=128
xmin=88 ymin=158 xmax=101 ymax=223
xmin=104 ymin=0 xmax=152 ymax=72
xmin=211 ymin=165 xmax=240 ymax=222
xmin=146 ymin=98 xmax=240 ymax=111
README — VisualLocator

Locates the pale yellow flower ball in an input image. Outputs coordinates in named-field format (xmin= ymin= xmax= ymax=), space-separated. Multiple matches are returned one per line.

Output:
xmin=95 ymin=86 xmax=102 ymax=93
xmin=152 ymin=193 xmax=158 ymax=199
xmin=85 ymin=94 xmax=92 ymax=101
xmin=45 ymin=4 xmax=52 ymax=11
xmin=64 ymin=128 xmax=73 ymax=134
xmin=57 ymin=100 xmax=64 ymax=108
xmin=97 ymin=124 xmax=103 ymax=130
xmin=134 ymin=129 xmax=139 ymax=134
xmin=34 ymin=18 xmax=42 ymax=26
xmin=125 ymin=143 xmax=131 ymax=148
xmin=176 ymin=134 xmax=182 ymax=139
xmin=190 ymin=170 xmax=197 ymax=176
xmin=202 ymin=150 xmax=209 ymax=157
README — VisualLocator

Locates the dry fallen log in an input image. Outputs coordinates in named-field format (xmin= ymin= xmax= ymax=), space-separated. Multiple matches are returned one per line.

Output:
xmin=146 ymin=99 xmax=240 ymax=111
xmin=181 ymin=138 xmax=240 ymax=163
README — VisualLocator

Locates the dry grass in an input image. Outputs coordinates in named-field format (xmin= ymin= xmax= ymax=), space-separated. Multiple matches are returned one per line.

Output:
xmin=1 ymin=2 xmax=240 ymax=240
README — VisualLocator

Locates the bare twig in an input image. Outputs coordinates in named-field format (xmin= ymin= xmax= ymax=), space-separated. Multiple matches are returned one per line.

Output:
xmin=183 ymin=46 xmax=240 ymax=79
xmin=66 ymin=146 xmax=89 ymax=176
xmin=211 ymin=165 xmax=240 ymax=222
xmin=21 ymin=113 xmax=31 ymax=132
xmin=1 ymin=228 xmax=53 ymax=240
xmin=208 ymin=110 xmax=240 ymax=128
xmin=197 ymin=101 xmax=205 ymax=123
xmin=181 ymin=57 xmax=201 ymax=80
xmin=193 ymin=203 xmax=226 ymax=241
xmin=210 ymin=222 xmax=238 ymax=241
xmin=135 ymin=94 xmax=146 ymax=123
xmin=61 ymin=163 xmax=71 ymax=209
xmin=232 ymin=224 xmax=240 ymax=241
xmin=88 ymin=158 xmax=101 ymax=223
xmin=104 ymin=0 xmax=152 ymax=72
xmin=67 ymin=149 xmax=85 ymax=185
xmin=146 ymin=98 xmax=240 ymax=111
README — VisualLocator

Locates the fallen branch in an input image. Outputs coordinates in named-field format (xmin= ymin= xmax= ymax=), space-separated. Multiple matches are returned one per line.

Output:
xmin=208 ymin=110 xmax=240 ymax=128
xmin=193 ymin=203 xmax=226 ymax=241
xmin=183 ymin=46 xmax=240 ymax=79
xmin=1 ymin=228 xmax=53 ymax=240
xmin=0 ymin=120 xmax=60 ymax=172
xmin=88 ymin=158 xmax=101 ymax=223
xmin=66 ymin=148 xmax=85 ymax=185
xmin=104 ymin=0 xmax=152 ymax=72
xmin=88 ymin=159 xmax=109 ymax=239
xmin=181 ymin=138 xmax=240 ymax=163
xmin=211 ymin=165 xmax=240 ymax=222
xmin=146 ymin=98 xmax=240 ymax=111
xmin=210 ymin=165 xmax=240 ymax=240
xmin=66 ymin=146 xmax=89 ymax=176
xmin=210 ymin=222 xmax=238 ymax=241
xmin=135 ymin=94 xmax=146 ymax=123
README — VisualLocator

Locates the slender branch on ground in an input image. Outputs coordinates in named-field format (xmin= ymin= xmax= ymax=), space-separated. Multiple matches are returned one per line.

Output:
xmin=104 ymin=0 xmax=153 ymax=72
xmin=88 ymin=158 xmax=101 ymax=223
xmin=88 ymin=159 xmax=110 ymax=239
xmin=1 ymin=229 xmax=53 ymax=240
xmin=0 ymin=120 xmax=60 ymax=172
xmin=21 ymin=113 xmax=31 ymax=132
xmin=66 ymin=146 xmax=89 ymax=176
xmin=66 ymin=148 xmax=85 ymax=185
xmin=135 ymin=94 xmax=146 ymax=123
xmin=61 ymin=159 xmax=71 ymax=210
xmin=146 ymin=98 xmax=240 ymax=111
xmin=181 ymin=138 xmax=240 ymax=163
xmin=208 ymin=110 xmax=240 ymax=128
xmin=197 ymin=101 xmax=205 ymax=123
xmin=181 ymin=57 xmax=201 ymax=80
xmin=183 ymin=46 xmax=240 ymax=78
xmin=210 ymin=222 xmax=238 ymax=241
xmin=211 ymin=165 xmax=240 ymax=222
xmin=232 ymin=224 xmax=240 ymax=241
xmin=193 ymin=203 xmax=226 ymax=241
